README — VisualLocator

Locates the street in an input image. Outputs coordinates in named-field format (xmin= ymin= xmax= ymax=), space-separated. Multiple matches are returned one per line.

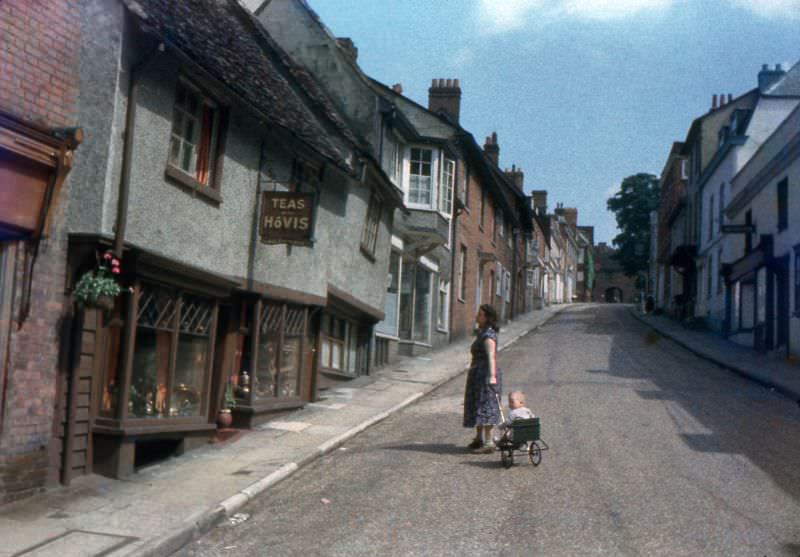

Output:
xmin=178 ymin=305 xmax=800 ymax=557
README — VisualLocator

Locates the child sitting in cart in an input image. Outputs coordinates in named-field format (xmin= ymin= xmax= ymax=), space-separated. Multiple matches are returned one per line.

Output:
xmin=495 ymin=390 xmax=535 ymax=446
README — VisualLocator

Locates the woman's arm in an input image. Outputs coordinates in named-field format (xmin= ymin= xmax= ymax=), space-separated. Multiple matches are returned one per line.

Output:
xmin=485 ymin=337 xmax=497 ymax=385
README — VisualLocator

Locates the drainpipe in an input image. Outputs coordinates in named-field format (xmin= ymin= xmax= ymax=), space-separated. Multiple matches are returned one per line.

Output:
xmin=248 ymin=140 xmax=268 ymax=292
xmin=113 ymin=42 xmax=165 ymax=257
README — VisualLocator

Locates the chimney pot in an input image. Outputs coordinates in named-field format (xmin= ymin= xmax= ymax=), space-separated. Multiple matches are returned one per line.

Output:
xmin=712 ymin=94 xmax=718 ymax=110
xmin=762 ymin=64 xmax=769 ymax=70
xmin=728 ymin=93 xmax=733 ymax=103
xmin=776 ymin=63 xmax=783 ymax=71
xmin=392 ymin=83 xmax=403 ymax=94
xmin=428 ymin=77 xmax=462 ymax=123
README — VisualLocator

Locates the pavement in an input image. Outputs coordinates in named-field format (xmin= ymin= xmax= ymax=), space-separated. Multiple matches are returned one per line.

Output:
xmin=0 ymin=304 xmax=571 ymax=557
xmin=631 ymin=308 xmax=800 ymax=402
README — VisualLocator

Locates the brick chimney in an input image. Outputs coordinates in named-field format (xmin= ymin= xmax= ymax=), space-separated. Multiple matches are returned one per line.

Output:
xmin=504 ymin=164 xmax=524 ymax=191
xmin=758 ymin=63 xmax=786 ymax=93
xmin=428 ymin=78 xmax=461 ymax=123
xmin=484 ymin=132 xmax=499 ymax=166
xmin=563 ymin=207 xmax=578 ymax=231
xmin=336 ymin=38 xmax=358 ymax=63
xmin=531 ymin=190 xmax=547 ymax=216
xmin=392 ymin=83 xmax=403 ymax=94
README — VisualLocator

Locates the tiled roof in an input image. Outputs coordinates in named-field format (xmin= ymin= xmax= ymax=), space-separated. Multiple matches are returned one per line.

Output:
xmin=121 ymin=0 xmax=352 ymax=170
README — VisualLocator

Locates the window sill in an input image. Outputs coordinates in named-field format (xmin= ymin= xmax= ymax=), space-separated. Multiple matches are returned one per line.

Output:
xmin=436 ymin=327 xmax=449 ymax=334
xmin=457 ymin=297 xmax=466 ymax=304
xmin=375 ymin=333 xmax=400 ymax=341
xmin=165 ymin=165 xmax=222 ymax=205
xmin=360 ymin=244 xmax=377 ymax=262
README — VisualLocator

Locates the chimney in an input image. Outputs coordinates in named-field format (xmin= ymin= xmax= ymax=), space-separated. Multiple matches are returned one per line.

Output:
xmin=428 ymin=78 xmax=462 ymax=123
xmin=336 ymin=38 xmax=358 ymax=63
xmin=531 ymin=190 xmax=547 ymax=216
xmin=758 ymin=63 xmax=786 ymax=93
xmin=392 ymin=83 xmax=403 ymax=94
xmin=563 ymin=207 xmax=578 ymax=231
xmin=504 ymin=164 xmax=524 ymax=191
xmin=727 ymin=93 xmax=733 ymax=104
xmin=711 ymin=94 xmax=718 ymax=110
xmin=484 ymin=131 xmax=499 ymax=166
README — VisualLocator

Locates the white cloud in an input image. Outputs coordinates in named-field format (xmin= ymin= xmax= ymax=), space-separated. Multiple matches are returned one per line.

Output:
xmin=728 ymin=0 xmax=800 ymax=20
xmin=476 ymin=0 xmax=675 ymax=33
xmin=450 ymin=46 xmax=476 ymax=68
xmin=562 ymin=0 xmax=674 ymax=21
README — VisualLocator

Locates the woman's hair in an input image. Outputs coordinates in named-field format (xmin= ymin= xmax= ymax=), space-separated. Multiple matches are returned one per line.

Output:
xmin=479 ymin=304 xmax=500 ymax=332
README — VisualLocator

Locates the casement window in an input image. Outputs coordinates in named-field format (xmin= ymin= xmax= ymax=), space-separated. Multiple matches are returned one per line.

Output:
xmin=320 ymin=313 xmax=361 ymax=376
xmin=778 ymin=178 xmax=788 ymax=232
xmin=794 ymin=245 xmax=800 ymax=315
xmin=458 ymin=245 xmax=467 ymax=301
xmin=168 ymin=79 xmax=223 ymax=190
xmin=129 ymin=284 xmax=215 ymax=418
xmin=384 ymin=134 xmax=402 ymax=186
xmin=439 ymin=157 xmax=455 ymax=216
xmin=497 ymin=209 xmax=504 ymax=238
xmin=496 ymin=262 xmax=503 ymax=297
xmin=361 ymin=193 xmax=382 ymax=258
xmin=408 ymin=148 xmax=434 ymax=206
xmin=437 ymin=279 xmax=450 ymax=331
xmin=526 ymin=269 xmax=535 ymax=287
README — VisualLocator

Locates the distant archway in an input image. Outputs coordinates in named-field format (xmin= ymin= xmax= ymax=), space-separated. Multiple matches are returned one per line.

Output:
xmin=604 ymin=287 xmax=623 ymax=303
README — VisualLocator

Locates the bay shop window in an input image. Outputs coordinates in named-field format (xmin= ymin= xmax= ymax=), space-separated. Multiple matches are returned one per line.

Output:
xmin=230 ymin=299 xmax=311 ymax=413
xmin=96 ymin=283 xmax=219 ymax=423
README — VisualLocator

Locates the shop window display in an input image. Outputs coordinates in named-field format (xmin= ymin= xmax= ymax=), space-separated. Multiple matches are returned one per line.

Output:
xmin=253 ymin=302 xmax=304 ymax=400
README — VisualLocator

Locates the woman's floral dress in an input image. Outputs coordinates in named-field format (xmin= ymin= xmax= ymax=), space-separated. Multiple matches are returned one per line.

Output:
xmin=463 ymin=327 xmax=502 ymax=428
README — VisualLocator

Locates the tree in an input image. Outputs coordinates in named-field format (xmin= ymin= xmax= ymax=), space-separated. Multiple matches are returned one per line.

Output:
xmin=606 ymin=173 xmax=659 ymax=278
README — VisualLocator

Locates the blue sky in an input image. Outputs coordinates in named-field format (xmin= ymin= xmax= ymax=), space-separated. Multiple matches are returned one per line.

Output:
xmin=305 ymin=0 xmax=800 ymax=245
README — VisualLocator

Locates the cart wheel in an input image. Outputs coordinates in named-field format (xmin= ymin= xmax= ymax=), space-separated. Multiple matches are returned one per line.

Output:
xmin=501 ymin=449 xmax=514 ymax=469
xmin=529 ymin=442 xmax=542 ymax=466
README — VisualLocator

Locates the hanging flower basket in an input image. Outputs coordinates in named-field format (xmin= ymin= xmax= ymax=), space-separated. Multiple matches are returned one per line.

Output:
xmin=73 ymin=251 xmax=123 ymax=309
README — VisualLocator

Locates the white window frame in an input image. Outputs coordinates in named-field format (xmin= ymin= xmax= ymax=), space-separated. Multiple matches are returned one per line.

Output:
xmin=437 ymin=279 xmax=450 ymax=332
xmin=439 ymin=156 xmax=455 ymax=216
xmin=405 ymin=146 xmax=439 ymax=210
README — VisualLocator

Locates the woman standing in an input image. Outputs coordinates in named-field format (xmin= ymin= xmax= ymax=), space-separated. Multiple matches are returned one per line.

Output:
xmin=463 ymin=304 xmax=502 ymax=454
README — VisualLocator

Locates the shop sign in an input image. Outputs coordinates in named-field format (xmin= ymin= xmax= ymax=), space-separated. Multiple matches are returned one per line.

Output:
xmin=260 ymin=191 xmax=314 ymax=245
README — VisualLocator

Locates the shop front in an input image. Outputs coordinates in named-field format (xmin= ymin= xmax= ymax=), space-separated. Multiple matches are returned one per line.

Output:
xmin=69 ymin=239 xmax=238 ymax=478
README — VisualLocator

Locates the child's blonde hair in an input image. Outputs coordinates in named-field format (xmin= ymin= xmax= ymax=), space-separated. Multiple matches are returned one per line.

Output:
xmin=509 ymin=390 xmax=526 ymax=404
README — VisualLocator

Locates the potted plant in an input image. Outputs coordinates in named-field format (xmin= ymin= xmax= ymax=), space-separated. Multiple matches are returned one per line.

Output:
xmin=218 ymin=382 xmax=236 ymax=429
xmin=73 ymin=251 xmax=123 ymax=310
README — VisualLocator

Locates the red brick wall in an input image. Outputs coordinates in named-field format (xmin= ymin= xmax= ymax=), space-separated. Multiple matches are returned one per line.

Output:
xmin=451 ymin=163 xmax=517 ymax=340
xmin=0 ymin=0 xmax=80 ymax=503
xmin=0 ymin=0 xmax=81 ymax=127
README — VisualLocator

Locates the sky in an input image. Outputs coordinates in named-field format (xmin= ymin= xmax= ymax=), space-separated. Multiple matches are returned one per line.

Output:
xmin=303 ymin=0 xmax=800 ymax=245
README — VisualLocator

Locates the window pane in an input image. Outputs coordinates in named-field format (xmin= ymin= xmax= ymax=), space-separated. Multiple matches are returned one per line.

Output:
xmin=169 ymin=136 xmax=181 ymax=166
xmin=99 ymin=299 xmax=126 ymax=418
xmin=171 ymin=334 xmax=207 ymax=416
xmin=413 ymin=266 xmax=431 ymax=342
xmin=278 ymin=336 xmax=301 ymax=397
xmin=130 ymin=328 xmax=172 ymax=418
xmin=255 ymin=335 xmax=278 ymax=399
xmin=321 ymin=338 xmax=330 ymax=368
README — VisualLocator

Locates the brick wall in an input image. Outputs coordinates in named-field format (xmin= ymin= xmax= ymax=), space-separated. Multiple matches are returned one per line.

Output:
xmin=0 ymin=0 xmax=80 ymax=503
xmin=451 ymin=164 xmax=517 ymax=340
xmin=0 ymin=0 xmax=80 ymax=127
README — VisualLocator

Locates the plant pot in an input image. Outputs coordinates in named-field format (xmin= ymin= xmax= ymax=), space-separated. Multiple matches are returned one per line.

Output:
xmin=217 ymin=408 xmax=233 ymax=429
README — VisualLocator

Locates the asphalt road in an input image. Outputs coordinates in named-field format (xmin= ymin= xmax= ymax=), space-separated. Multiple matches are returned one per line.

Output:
xmin=177 ymin=305 xmax=800 ymax=557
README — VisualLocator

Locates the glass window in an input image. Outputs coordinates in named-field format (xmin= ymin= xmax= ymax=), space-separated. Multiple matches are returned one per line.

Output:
xmin=169 ymin=80 xmax=221 ymax=186
xmin=399 ymin=260 xmax=414 ymax=340
xmin=256 ymin=303 xmax=305 ymax=397
xmin=377 ymin=251 xmax=401 ymax=337
xmin=99 ymin=296 xmax=126 ymax=418
xmin=361 ymin=193 xmax=382 ymax=257
xmin=413 ymin=266 xmax=432 ymax=342
xmin=320 ymin=313 xmax=360 ymax=377
xmin=439 ymin=158 xmax=455 ymax=215
xmin=408 ymin=148 xmax=433 ymax=205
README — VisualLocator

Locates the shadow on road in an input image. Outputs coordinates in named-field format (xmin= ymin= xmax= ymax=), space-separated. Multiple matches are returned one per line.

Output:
xmin=382 ymin=443 xmax=467 ymax=455
xmin=565 ymin=305 xmax=800 ymax=504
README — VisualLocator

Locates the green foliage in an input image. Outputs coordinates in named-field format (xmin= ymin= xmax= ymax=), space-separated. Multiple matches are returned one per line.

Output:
xmin=73 ymin=251 xmax=122 ymax=306
xmin=606 ymin=173 xmax=659 ymax=278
